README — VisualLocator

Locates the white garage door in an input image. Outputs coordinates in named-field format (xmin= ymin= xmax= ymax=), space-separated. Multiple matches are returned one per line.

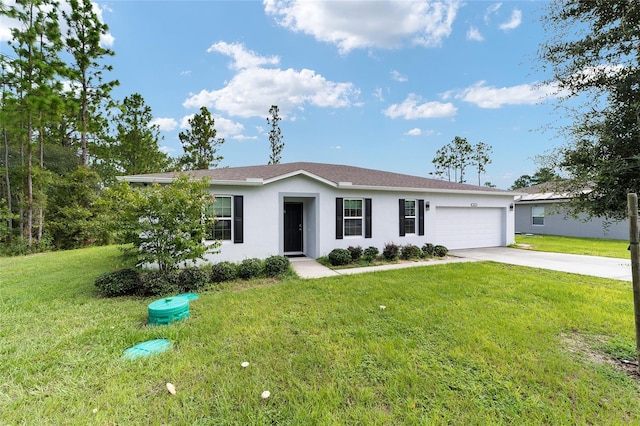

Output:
xmin=434 ymin=207 xmax=505 ymax=249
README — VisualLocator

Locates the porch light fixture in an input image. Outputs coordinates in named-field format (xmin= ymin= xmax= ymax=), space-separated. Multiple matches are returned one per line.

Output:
xmin=425 ymin=201 xmax=430 ymax=211
xmin=509 ymin=203 xmax=514 ymax=211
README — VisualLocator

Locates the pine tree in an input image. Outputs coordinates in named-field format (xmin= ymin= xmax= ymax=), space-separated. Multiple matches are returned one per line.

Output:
xmin=62 ymin=0 xmax=119 ymax=166
xmin=267 ymin=105 xmax=284 ymax=165
xmin=178 ymin=106 xmax=223 ymax=170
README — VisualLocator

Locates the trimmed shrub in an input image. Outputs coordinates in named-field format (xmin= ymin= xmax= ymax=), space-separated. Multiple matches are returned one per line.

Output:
xmin=422 ymin=243 xmax=435 ymax=257
xmin=210 ymin=261 xmax=237 ymax=283
xmin=328 ymin=248 xmax=351 ymax=266
xmin=238 ymin=258 xmax=263 ymax=280
xmin=179 ymin=267 xmax=209 ymax=292
xmin=401 ymin=244 xmax=422 ymax=260
xmin=382 ymin=243 xmax=400 ymax=261
xmin=264 ymin=255 xmax=290 ymax=277
xmin=94 ymin=268 xmax=140 ymax=297
xmin=434 ymin=245 xmax=449 ymax=257
xmin=363 ymin=246 xmax=379 ymax=262
xmin=139 ymin=270 xmax=180 ymax=297
xmin=347 ymin=246 xmax=363 ymax=262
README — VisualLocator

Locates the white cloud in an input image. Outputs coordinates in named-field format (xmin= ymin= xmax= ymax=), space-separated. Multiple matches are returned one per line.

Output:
xmin=499 ymin=9 xmax=522 ymax=31
xmin=232 ymin=134 xmax=258 ymax=141
xmin=185 ymin=42 xmax=359 ymax=118
xmin=184 ymin=66 xmax=359 ymax=118
xmin=569 ymin=64 xmax=624 ymax=87
xmin=484 ymin=2 xmax=502 ymax=24
xmin=456 ymin=81 xmax=559 ymax=108
xmin=263 ymin=0 xmax=462 ymax=54
xmin=151 ymin=117 xmax=178 ymax=131
xmin=383 ymin=93 xmax=457 ymax=119
xmin=179 ymin=114 xmax=195 ymax=129
xmin=373 ymin=87 xmax=384 ymax=102
xmin=213 ymin=116 xmax=246 ymax=139
xmin=405 ymin=128 xmax=436 ymax=137
xmin=390 ymin=70 xmax=408 ymax=82
xmin=179 ymin=113 xmax=246 ymax=140
xmin=207 ymin=41 xmax=279 ymax=70
xmin=159 ymin=145 xmax=178 ymax=155
xmin=466 ymin=26 xmax=484 ymax=42
xmin=100 ymin=32 xmax=115 ymax=47
xmin=180 ymin=70 xmax=192 ymax=77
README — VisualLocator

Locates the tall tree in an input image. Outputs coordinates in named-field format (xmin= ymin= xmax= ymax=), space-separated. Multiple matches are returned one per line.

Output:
xmin=178 ymin=106 xmax=223 ymax=170
xmin=432 ymin=136 xmax=476 ymax=183
xmin=472 ymin=141 xmax=492 ymax=186
xmin=101 ymin=93 xmax=170 ymax=182
xmin=540 ymin=0 xmax=640 ymax=220
xmin=267 ymin=105 xmax=284 ymax=165
xmin=62 ymin=0 xmax=118 ymax=166
xmin=431 ymin=144 xmax=453 ymax=181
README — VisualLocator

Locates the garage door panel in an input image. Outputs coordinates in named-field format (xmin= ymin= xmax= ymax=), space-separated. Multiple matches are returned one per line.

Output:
xmin=434 ymin=207 xmax=504 ymax=249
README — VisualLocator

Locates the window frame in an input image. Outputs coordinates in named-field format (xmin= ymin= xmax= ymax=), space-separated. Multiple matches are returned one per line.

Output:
xmin=343 ymin=198 xmax=364 ymax=237
xmin=404 ymin=199 xmax=417 ymax=235
xmin=207 ymin=195 xmax=233 ymax=241
xmin=531 ymin=206 xmax=545 ymax=226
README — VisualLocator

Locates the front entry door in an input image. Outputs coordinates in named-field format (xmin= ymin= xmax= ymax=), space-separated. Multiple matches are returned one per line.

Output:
xmin=284 ymin=202 xmax=303 ymax=253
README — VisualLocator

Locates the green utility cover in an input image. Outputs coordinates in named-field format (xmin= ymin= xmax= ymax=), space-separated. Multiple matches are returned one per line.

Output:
xmin=176 ymin=293 xmax=198 ymax=301
xmin=148 ymin=296 xmax=190 ymax=325
xmin=122 ymin=339 xmax=171 ymax=360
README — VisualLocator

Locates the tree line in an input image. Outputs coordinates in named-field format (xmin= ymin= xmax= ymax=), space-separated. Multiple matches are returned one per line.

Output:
xmin=0 ymin=0 xmax=283 ymax=255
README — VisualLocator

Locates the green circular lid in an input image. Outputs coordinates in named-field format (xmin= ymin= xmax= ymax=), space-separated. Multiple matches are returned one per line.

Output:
xmin=148 ymin=296 xmax=189 ymax=313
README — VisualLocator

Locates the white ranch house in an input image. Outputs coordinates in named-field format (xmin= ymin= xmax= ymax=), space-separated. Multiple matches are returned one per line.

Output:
xmin=122 ymin=162 xmax=517 ymax=262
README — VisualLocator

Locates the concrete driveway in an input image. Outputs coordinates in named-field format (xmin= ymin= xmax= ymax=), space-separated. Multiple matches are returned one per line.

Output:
xmin=449 ymin=247 xmax=632 ymax=282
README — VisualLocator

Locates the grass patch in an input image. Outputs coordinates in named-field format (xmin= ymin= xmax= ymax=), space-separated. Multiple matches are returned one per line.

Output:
xmin=1 ymin=247 xmax=640 ymax=423
xmin=515 ymin=234 xmax=629 ymax=259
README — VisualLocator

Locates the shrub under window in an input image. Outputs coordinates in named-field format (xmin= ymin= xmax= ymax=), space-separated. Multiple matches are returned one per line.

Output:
xmin=238 ymin=258 xmax=263 ymax=280
xmin=328 ymin=248 xmax=351 ymax=266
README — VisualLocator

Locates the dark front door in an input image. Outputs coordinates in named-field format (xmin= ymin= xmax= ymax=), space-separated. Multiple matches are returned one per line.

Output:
xmin=284 ymin=202 xmax=303 ymax=253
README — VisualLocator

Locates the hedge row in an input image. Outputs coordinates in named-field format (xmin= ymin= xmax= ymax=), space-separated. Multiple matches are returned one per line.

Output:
xmin=327 ymin=243 xmax=448 ymax=266
xmin=95 ymin=255 xmax=291 ymax=297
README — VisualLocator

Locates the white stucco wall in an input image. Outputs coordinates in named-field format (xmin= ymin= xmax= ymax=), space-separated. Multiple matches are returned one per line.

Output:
xmin=203 ymin=175 xmax=516 ymax=263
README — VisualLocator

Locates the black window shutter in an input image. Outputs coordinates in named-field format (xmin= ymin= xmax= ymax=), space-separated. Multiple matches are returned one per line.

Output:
xmin=365 ymin=198 xmax=372 ymax=238
xmin=336 ymin=198 xmax=343 ymax=239
xmin=399 ymin=199 xmax=405 ymax=236
xmin=233 ymin=195 xmax=243 ymax=244
xmin=418 ymin=199 xmax=425 ymax=236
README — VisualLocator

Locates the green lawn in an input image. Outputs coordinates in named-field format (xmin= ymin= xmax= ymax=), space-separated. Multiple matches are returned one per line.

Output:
xmin=1 ymin=246 xmax=639 ymax=424
xmin=515 ymin=234 xmax=630 ymax=259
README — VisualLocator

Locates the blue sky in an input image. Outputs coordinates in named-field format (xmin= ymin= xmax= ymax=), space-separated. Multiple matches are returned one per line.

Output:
xmin=2 ymin=1 xmax=564 ymax=189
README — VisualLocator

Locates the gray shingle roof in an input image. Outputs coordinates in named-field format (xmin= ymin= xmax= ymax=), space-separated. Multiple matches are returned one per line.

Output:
xmin=121 ymin=162 xmax=514 ymax=194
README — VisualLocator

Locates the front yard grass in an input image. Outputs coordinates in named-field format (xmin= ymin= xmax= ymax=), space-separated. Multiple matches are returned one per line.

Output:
xmin=1 ymin=246 xmax=639 ymax=424
xmin=515 ymin=234 xmax=629 ymax=259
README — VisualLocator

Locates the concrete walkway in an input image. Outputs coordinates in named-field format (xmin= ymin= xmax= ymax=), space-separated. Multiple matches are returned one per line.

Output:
xmin=290 ymin=247 xmax=633 ymax=281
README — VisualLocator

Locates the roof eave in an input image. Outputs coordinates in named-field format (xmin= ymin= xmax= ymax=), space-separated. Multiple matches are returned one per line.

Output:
xmin=340 ymin=184 xmax=516 ymax=196
xmin=118 ymin=175 xmax=265 ymax=186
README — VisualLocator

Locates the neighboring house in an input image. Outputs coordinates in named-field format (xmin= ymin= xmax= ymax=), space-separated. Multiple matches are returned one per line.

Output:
xmin=122 ymin=162 xmax=517 ymax=262
xmin=514 ymin=183 xmax=627 ymax=240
